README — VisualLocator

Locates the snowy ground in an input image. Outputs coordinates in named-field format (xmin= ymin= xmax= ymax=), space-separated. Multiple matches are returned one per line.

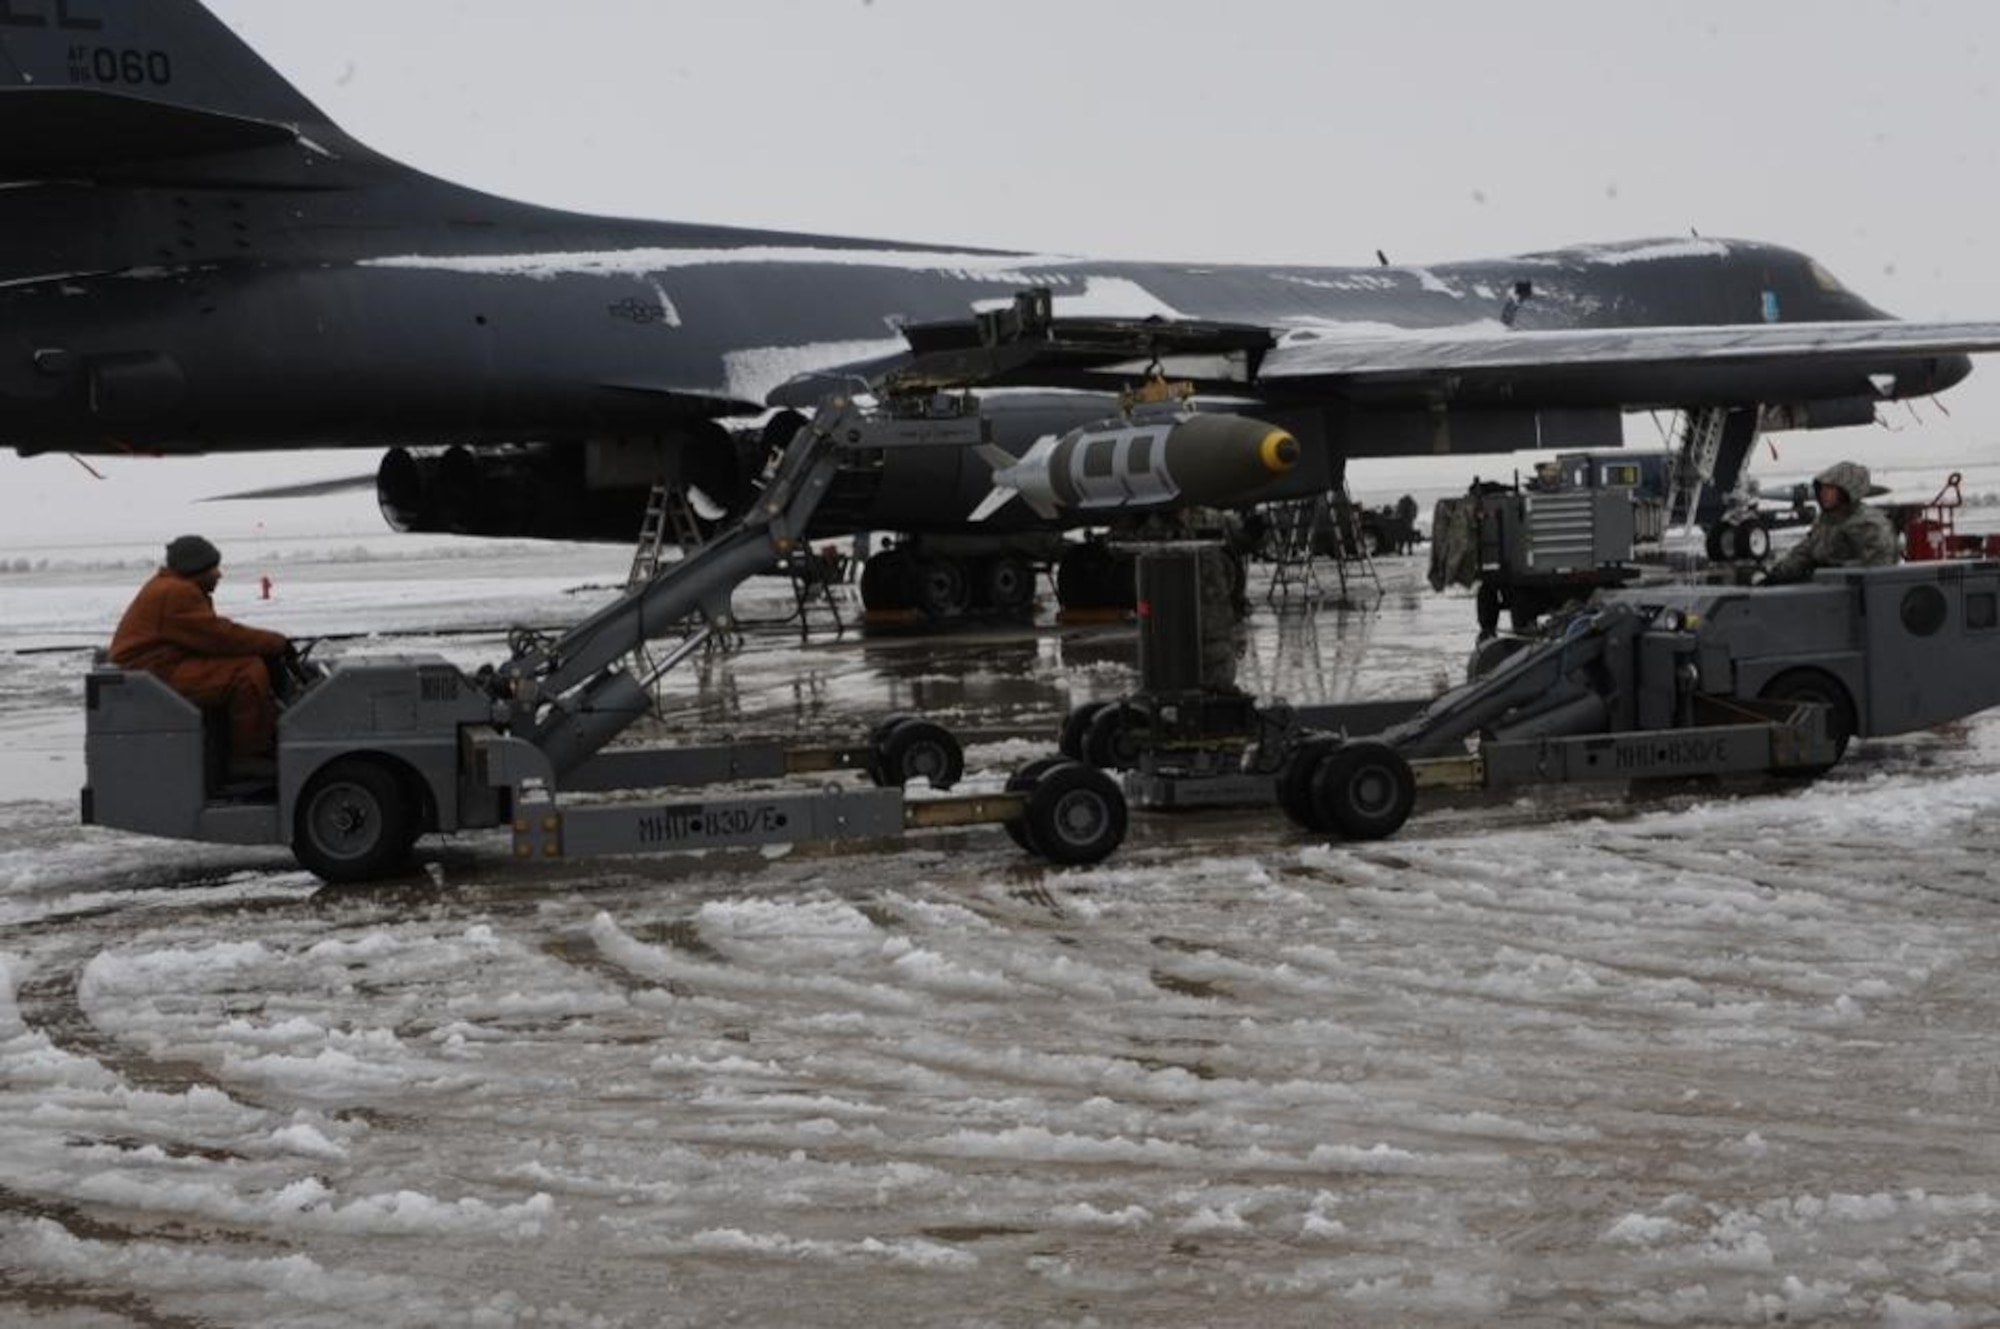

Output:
xmin=2 ymin=546 xmax=1999 ymax=1327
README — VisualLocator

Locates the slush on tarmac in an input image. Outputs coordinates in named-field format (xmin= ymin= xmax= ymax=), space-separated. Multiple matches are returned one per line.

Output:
xmin=2 ymin=540 xmax=2000 ymax=1325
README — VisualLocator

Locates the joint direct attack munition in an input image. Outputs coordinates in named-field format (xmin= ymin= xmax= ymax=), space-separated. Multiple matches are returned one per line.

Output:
xmin=972 ymin=412 xmax=1300 ymax=521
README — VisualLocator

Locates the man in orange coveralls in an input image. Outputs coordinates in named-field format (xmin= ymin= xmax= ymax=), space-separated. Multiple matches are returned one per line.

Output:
xmin=110 ymin=535 xmax=292 ymax=776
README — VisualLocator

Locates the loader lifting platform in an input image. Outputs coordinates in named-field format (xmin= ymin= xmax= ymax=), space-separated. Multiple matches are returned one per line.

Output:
xmin=1065 ymin=546 xmax=2000 ymax=841
xmin=82 ymin=398 xmax=1129 ymax=882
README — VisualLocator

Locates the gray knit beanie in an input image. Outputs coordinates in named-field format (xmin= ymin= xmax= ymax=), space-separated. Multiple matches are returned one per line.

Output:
xmin=165 ymin=534 xmax=221 ymax=576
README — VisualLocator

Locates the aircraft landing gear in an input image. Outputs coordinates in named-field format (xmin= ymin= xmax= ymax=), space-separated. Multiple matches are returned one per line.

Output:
xmin=857 ymin=544 xmax=1045 ymax=621
xmin=912 ymin=556 xmax=971 ymax=618
xmin=1705 ymin=517 xmax=1772 ymax=565
xmin=981 ymin=554 xmax=1037 ymax=614
xmin=854 ymin=534 xmax=1162 ymax=621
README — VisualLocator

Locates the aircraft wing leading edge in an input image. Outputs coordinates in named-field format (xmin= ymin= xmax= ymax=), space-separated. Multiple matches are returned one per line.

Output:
xmin=788 ymin=311 xmax=2000 ymax=413
xmin=1258 ymin=320 xmax=2000 ymax=381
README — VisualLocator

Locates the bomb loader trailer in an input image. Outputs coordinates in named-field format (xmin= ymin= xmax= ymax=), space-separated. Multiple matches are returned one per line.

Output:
xmin=82 ymin=398 xmax=1132 ymax=883
xmin=1066 ymin=548 xmax=2000 ymax=838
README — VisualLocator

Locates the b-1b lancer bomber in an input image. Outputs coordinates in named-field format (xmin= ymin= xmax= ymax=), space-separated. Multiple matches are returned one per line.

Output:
xmin=8 ymin=0 xmax=2000 ymax=614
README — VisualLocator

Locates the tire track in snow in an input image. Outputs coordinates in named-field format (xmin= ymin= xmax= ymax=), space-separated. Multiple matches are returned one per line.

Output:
xmin=14 ymin=951 xmax=281 ymax=1113
xmin=0 ymin=1255 xmax=216 ymax=1329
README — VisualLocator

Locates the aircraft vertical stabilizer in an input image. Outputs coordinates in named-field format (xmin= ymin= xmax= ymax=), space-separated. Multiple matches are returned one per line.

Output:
xmin=0 ymin=0 xmax=345 ymax=176
xmin=0 ymin=1 xmax=328 ymax=122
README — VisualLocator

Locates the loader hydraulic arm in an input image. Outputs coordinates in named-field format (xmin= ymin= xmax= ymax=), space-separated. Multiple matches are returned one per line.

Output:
xmin=486 ymin=397 xmax=983 ymax=771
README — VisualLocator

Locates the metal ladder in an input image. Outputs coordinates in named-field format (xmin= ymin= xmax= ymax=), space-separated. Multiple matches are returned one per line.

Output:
xmin=1263 ymin=489 xmax=1381 ymax=607
xmin=1263 ymin=498 xmax=1323 ymax=605
xmin=627 ymin=480 xmax=711 ymax=590
xmin=1664 ymin=407 xmax=1729 ymax=529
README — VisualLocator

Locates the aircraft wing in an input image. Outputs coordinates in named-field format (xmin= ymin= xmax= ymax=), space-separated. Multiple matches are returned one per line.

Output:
xmin=200 ymin=472 xmax=377 ymax=502
xmin=770 ymin=309 xmax=1276 ymax=407
xmin=1258 ymin=319 xmax=2000 ymax=400
xmin=775 ymin=293 xmax=2000 ymax=413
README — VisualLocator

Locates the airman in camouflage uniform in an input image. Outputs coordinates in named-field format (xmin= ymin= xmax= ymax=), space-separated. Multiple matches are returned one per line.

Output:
xmin=1759 ymin=459 xmax=1898 ymax=585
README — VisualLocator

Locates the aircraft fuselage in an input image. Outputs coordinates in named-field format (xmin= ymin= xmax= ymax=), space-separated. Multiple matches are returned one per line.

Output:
xmin=0 ymin=163 xmax=1947 ymax=460
xmin=3 ymin=0 xmax=1990 ymax=572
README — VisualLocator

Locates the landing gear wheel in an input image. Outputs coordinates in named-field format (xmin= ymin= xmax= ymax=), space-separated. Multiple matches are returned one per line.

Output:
xmin=1059 ymin=701 xmax=1110 ymax=761
xmin=1021 ymin=761 xmax=1127 ymax=866
xmin=1307 ymin=741 xmax=1416 ymax=840
xmin=292 ymin=756 xmax=416 ymax=884
xmin=1276 ymin=736 xmax=1342 ymax=832
xmin=1733 ymin=521 xmax=1771 ymax=562
xmin=1757 ymin=668 xmax=1856 ymax=778
xmin=872 ymin=718 xmax=964 ymax=789
xmin=1705 ymin=523 xmax=1731 ymax=564
xmin=1003 ymin=755 xmax=1072 ymax=852
xmin=1082 ymin=702 xmax=1151 ymax=771
xmin=913 ymin=557 xmax=970 ymax=619
xmin=980 ymin=554 xmax=1036 ymax=613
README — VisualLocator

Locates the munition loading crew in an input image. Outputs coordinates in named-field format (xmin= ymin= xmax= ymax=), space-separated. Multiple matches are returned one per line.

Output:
xmin=110 ymin=535 xmax=293 ymax=777
xmin=1757 ymin=460 xmax=1898 ymax=584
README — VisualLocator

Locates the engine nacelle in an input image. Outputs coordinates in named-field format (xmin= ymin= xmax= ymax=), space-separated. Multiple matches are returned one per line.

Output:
xmin=378 ymin=419 xmax=762 ymax=543
xmin=377 ymin=443 xmax=646 ymax=542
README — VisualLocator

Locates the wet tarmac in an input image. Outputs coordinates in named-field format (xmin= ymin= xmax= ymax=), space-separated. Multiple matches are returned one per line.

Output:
xmin=3 ymin=549 xmax=1999 ymax=1327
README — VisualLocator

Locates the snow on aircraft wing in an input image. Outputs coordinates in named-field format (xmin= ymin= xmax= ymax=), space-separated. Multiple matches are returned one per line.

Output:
xmin=1255 ymin=319 xmax=2000 ymax=398
xmin=777 ymin=292 xmax=2000 ymax=410
xmin=1260 ymin=319 xmax=2000 ymax=375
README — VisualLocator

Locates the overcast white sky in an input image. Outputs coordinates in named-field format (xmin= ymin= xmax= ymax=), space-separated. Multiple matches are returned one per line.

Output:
xmin=8 ymin=0 xmax=2000 ymax=554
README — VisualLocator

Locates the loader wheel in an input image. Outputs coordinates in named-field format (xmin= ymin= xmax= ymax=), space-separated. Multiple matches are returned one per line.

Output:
xmin=293 ymin=756 xmax=417 ymax=884
xmin=1002 ymin=756 xmax=1072 ymax=852
xmin=868 ymin=712 xmax=920 ymax=748
xmin=1021 ymin=761 xmax=1127 ymax=866
xmin=1059 ymin=701 xmax=1109 ymax=760
xmin=1307 ymin=741 xmax=1417 ymax=841
xmin=1757 ymin=669 xmax=1855 ymax=778
xmin=1276 ymin=737 xmax=1342 ymax=832
xmin=1082 ymin=702 xmax=1150 ymax=771
xmin=873 ymin=718 xmax=964 ymax=790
